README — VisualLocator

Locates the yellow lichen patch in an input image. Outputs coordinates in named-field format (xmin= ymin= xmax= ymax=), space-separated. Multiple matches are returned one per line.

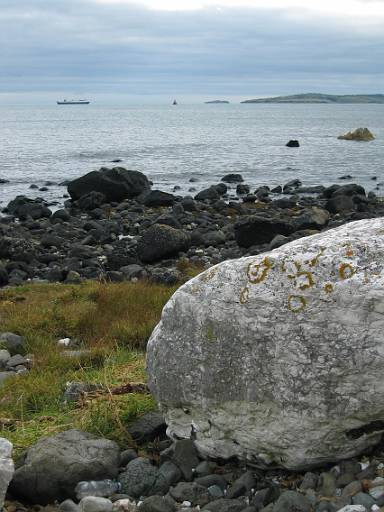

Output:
xmin=297 ymin=271 xmax=315 ymax=290
xmin=345 ymin=248 xmax=354 ymax=258
xmin=199 ymin=267 xmax=218 ymax=283
xmin=309 ymin=249 xmax=324 ymax=267
xmin=339 ymin=263 xmax=355 ymax=280
xmin=324 ymin=283 xmax=334 ymax=294
xmin=288 ymin=295 xmax=307 ymax=313
xmin=240 ymin=287 xmax=249 ymax=304
xmin=248 ymin=257 xmax=274 ymax=284
xmin=294 ymin=261 xmax=302 ymax=271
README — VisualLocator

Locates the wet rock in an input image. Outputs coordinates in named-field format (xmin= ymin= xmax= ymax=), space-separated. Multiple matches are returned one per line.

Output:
xmin=144 ymin=191 xmax=176 ymax=207
xmin=0 ymin=265 xmax=8 ymax=286
xmin=201 ymin=498 xmax=246 ymax=511
xmin=118 ymin=458 xmax=167 ymax=499
xmin=119 ymin=449 xmax=138 ymax=467
xmin=6 ymin=196 xmax=52 ymax=220
xmin=236 ymin=184 xmax=250 ymax=195
xmin=221 ymin=174 xmax=244 ymax=183
xmin=286 ymin=140 xmax=300 ymax=147
xmin=169 ymin=482 xmax=211 ymax=506
xmin=137 ymin=224 xmax=190 ymax=263
xmin=161 ymin=440 xmax=200 ymax=481
xmin=325 ymin=195 xmax=355 ymax=214
xmin=76 ymin=191 xmax=107 ymax=211
xmin=147 ymin=218 xmax=384 ymax=469
xmin=195 ymin=187 xmax=220 ymax=201
xmin=68 ymin=167 xmax=150 ymax=202
xmin=194 ymin=475 xmax=227 ymax=490
xmin=139 ymin=495 xmax=177 ymax=512
xmin=10 ymin=429 xmax=120 ymax=504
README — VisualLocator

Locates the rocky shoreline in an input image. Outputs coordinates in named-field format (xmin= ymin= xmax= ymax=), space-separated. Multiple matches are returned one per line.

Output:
xmin=0 ymin=167 xmax=383 ymax=288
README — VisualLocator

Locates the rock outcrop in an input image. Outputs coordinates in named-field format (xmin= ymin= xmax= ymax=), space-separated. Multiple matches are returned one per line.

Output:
xmin=10 ymin=429 xmax=120 ymax=504
xmin=67 ymin=167 xmax=150 ymax=202
xmin=338 ymin=128 xmax=375 ymax=141
xmin=0 ymin=438 xmax=14 ymax=510
xmin=147 ymin=218 xmax=384 ymax=469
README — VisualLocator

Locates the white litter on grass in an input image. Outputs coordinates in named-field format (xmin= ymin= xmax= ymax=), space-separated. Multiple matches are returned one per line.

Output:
xmin=57 ymin=338 xmax=71 ymax=346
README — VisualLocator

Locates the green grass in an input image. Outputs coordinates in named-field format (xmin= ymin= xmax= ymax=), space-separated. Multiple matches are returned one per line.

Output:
xmin=0 ymin=278 xmax=200 ymax=456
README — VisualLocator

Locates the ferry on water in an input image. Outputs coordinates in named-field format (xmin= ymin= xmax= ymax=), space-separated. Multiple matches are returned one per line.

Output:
xmin=57 ymin=99 xmax=90 ymax=105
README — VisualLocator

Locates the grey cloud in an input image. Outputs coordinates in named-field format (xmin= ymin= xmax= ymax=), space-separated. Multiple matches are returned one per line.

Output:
xmin=0 ymin=0 xmax=383 ymax=98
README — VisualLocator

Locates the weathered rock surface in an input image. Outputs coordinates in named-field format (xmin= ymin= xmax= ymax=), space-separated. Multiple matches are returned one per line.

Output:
xmin=137 ymin=224 xmax=190 ymax=263
xmin=338 ymin=128 xmax=375 ymax=141
xmin=0 ymin=438 xmax=14 ymax=510
xmin=10 ymin=429 xmax=120 ymax=504
xmin=147 ymin=217 xmax=384 ymax=469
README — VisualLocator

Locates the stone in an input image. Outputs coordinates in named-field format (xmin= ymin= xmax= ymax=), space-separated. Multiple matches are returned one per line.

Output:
xmin=158 ymin=461 xmax=182 ymax=485
xmin=201 ymin=498 xmax=247 ymax=511
xmin=0 ymin=265 xmax=8 ymax=286
xmin=118 ymin=458 xmax=167 ymax=499
xmin=195 ymin=187 xmax=220 ymax=201
xmin=77 ymin=191 xmax=106 ymax=211
xmin=0 ymin=372 xmax=17 ymax=385
xmin=10 ymin=429 xmax=120 ymax=504
xmin=273 ymin=491 xmax=311 ymax=512
xmin=79 ymin=497 xmax=113 ymax=512
xmin=221 ymin=174 xmax=244 ymax=183
xmin=194 ymin=475 xmax=227 ymax=490
xmin=120 ymin=449 xmax=138 ymax=467
xmin=338 ymin=128 xmax=375 ymax=141
xmin=59 ymin=499 xmax=80 ymax=512
xmin=351 ymin=492 xmax=376 ymax=509
xmin=0 ymin=438 xmax=14 ymax=511
xmin=169 ymin=482 xmax=211 ymax=506
xmin=144 ymin=190 xmax=176 ymax=207
xmin=137 ymin=224 xmax=190 ymax=263
xmin=300 ymin=472 xmax=318 ymax=491
xmin=318 ymin=473 xmax=337 ymax=497
xmin=234 ymin=215 xmax=294 ymax=248
xmin=342 ymin=481 xmax=362 ymax=498
xmin=139 ymin=495 xmax=176 ymax=512
xmin=0 ymin=333 xmax=26 ymax=354
xmin=236 ymin=184 xmax=250 ymax=195
xmin=326 ymin=195 xmax=355 ymax=214
xmin=68 ymin=168 xmax=150 ymax=202
xmin=162 ymin=439 xmax=200 ymax=481
xmin=6 ymin=196 xmax=52 ymax=220
xmin=286 ymin=140 xmax=300 ymax=147
xmin=112 ymin=498 xmax=137 ymax=512
xmin=5 ymin=354 xmax=29 ymax=369
xmin=0 ymin=349 xmax=11 ymax=368
xmin=147 ymin=218 xmax=384 ymax=469
xmin=63 ymin=382 xmax=103 ymax=402
xmin=127 ymin=411 xmax=166 ymax=443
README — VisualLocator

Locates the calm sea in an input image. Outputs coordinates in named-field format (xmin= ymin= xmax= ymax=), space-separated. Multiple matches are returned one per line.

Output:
xmin=0 ymin=103 xmax=383 ymax=207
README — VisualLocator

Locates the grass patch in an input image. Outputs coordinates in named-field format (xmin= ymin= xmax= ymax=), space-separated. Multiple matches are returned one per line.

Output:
xmin=0 ymin=278 xmax=198 ymax=456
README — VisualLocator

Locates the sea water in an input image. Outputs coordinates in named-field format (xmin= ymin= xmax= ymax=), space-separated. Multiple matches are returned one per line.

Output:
xmin=0 ymin=103 xmax=383 ymax=207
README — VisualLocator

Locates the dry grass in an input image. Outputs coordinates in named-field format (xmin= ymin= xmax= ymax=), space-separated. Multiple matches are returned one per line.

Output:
xmin=0 ymin=278 xmax=197 ymax=456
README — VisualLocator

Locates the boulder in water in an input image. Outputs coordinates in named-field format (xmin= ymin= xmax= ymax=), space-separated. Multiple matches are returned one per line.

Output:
xmin=338 ymin=128 xmax=375 ymax=141
xmin=67 ymin=167 xmax=150 ymax=202
xmin=147 ymin=218 xmax=384 ymax=469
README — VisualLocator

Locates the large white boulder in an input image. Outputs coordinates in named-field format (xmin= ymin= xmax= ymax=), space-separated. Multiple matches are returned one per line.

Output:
xmin=147 ymin=218 xmax=384 ymax=469
xmin=0 ymin=438 xmax=14 ymax=509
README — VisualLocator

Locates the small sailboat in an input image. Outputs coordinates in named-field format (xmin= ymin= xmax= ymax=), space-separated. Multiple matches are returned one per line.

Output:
xmin=172 ymin=99 xmax=178 ymax=105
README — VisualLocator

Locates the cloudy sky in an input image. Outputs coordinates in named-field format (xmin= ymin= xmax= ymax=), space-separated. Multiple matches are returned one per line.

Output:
xmin=0 ymin=0 xmax=383 ymax=103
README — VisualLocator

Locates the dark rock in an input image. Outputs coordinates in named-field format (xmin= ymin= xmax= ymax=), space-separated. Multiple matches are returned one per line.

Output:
xmin=221 ymin=174 xmax=244 ymax=183
xmin=297 ymin=186 xmax=325 ymax=194
xmin=158 ymin=461 xmax=182 ymax=486
xmin=161 ymin=439 xmax=200 ymax=481
xmin=332 ymin=184 xmax=366 ymax=197
xmin=286 ymin=140 xmax=300 ymax=147
xmin=300 ymin=472 xmax=318 ymax=491
xmin=234 ymin=215 xmax=294 ymax=248
xmin=322 ymin=184 xmax=341 ymax=198
xmin=6 ymin=354 xmax=29 ymax=369
xmin=273 ymin=491 xmax=311 ymax=512
xmin=154 ymin=215 xmax=182 ymax=230
xmin=144 ymin=190 xmax=176 ymax=207
xmin=272 ymin=197 xmax=297 ymax=209
xmin=29 ymin=184 xmax=39 ymax=189
xmin=139 ymin=495 xmax=177 ymax=512
xmin=181 ymin=197 xmax=197 ymax=212
xmin=201 ymin=498 xmax=246 ymax=512
xmin=7 ymin=196 xmax=52 ymax=220
xmin=226 ymin=471 xmax=256 ymax=499
xmin=0 ymin=178 xmax=9 ymax=184
xmin=63 ymin=382 xmax=103 ymax=402
xmin=77 ymin=191 xmax=106 ymax=211
xmin=292 ymin=207 xmax=330 ymax=231
xmin=194 ymin=461 xmax=218 ymax=477
xmin=0 ymin=265 xmax=8 ymax=287
xmin=169 ymin=482 xmax=211 ymax=506
xmin=68 ymin=167 xmax=150 ymax=202
xmin=194 ymin=475 xmax=227 ymax=490
xmin=283 ymin=179 xmax=302 ymax=192
xmin=119 ymin=449 xmax=138 ymax=467
xmin=137 ymin=224 xmax=190 ymax=263
xmin=10 ymin=429 xmax=120 ymax=504
xmin=236 ymin=184 xmax=250 ymax=195
xmin=195 ymin=187 xmax=220 ymax=201
xmin=271 ymin=185 xmax=282 ymax=193
xmin=118 ymin=458 xmax=167 ymax=499
xmin=325 ymin=195 xmax=355 ymax=214
xmin=214 ymin=183 xmax=228 ymax=195
xmin=127 ymin=411 xmax=166 ymax=443
xmin=338 ymin=175 xmax=354 ymax=180
xmin=51 ymin=209 xmax=71 ymax=224
xmin=120 ymin=264 xmax=145 ymax=280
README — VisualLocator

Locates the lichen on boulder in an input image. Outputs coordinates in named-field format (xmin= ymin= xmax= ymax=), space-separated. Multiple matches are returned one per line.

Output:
xmin=147 ymin=218 xmax=384 ymax=469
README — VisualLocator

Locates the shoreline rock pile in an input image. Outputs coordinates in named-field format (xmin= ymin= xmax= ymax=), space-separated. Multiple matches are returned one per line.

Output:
xmin=0 ymin=167 xmax=383 ymax=288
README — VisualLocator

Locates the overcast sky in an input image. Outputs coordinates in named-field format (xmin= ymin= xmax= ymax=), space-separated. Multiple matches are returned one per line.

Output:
xmin=0 ymin=0 xmax=383 ymax=103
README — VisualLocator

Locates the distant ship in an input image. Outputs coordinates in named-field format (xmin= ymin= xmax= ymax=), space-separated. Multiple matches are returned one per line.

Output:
xmin=57 ymin=99 xmax=90 ymax=105
xmin=172 ymin=99 xmax=177 ymax=105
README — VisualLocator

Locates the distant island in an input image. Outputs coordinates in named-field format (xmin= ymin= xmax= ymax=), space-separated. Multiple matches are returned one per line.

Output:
xmin=205 ymin=100 xmax=230 ymax=104
xmin=241 ymin=93 xmax=384 ymax=104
